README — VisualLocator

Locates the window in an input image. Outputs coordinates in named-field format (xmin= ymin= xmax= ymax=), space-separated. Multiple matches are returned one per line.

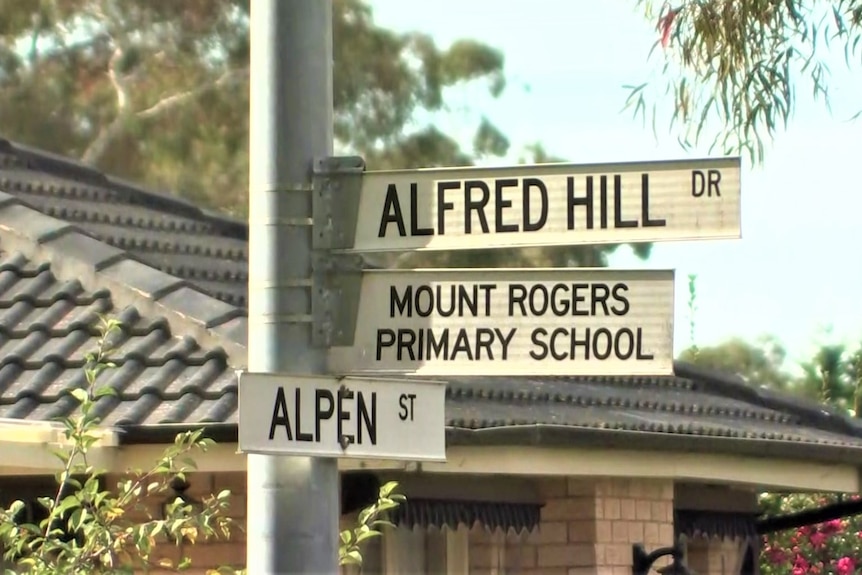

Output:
xmin=352 ymin=525 xmax=469 ymax=574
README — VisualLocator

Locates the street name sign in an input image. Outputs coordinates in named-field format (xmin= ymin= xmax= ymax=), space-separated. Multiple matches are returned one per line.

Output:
xmin=327 ymin=268 xmax=675 ymax=377
xmin=340 ymin=157 xmax=740 ymax=252
xmin=238 ymin=371 xmax=447 ymax=461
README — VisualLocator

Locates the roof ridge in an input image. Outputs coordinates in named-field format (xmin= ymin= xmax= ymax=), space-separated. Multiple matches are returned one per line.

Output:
xmin=673 ymin=360 xmax=862 ymax=437
xmin=0 ymin=190 xmax=247 ymax=366
xmin=0 ymin=137 xmax=248 ymax=240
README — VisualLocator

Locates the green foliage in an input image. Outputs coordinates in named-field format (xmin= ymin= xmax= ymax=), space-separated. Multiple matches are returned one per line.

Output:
xmin=0 ymin=314 xmax=404 ymax=572
xmin=0 ymin=316 xmax=239 ymax=574
xmin=339 ymin=481 xmax=405 ymax=568
xmin=629 ymin=0 xmax=862 ymax=164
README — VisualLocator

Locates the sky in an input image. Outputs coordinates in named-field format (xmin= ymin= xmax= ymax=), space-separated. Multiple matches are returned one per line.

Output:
xmin=368 ymin=0 xmax=862 ymax=369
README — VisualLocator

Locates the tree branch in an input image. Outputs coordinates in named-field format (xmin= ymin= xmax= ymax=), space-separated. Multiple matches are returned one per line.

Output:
xmin=137 ymin=67 xmax=249 ymax=119
xmin=81 ymin=46 xmax=130 ymax=165
xmin=80 ymin=66 xmax=249 ymax=166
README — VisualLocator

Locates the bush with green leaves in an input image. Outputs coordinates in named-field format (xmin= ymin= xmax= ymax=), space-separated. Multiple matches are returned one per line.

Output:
xmin=0 ymin=315 xmax=402 ymax=573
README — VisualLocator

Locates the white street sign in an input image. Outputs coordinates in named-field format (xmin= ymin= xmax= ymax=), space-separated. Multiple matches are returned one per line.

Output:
xmin=348 ymin=157 xmax=740 ymax=252
xmin=237 ymin=371 xmax=447 ymax=461
xmin=327 ymin=268 xmax=674 ymax=377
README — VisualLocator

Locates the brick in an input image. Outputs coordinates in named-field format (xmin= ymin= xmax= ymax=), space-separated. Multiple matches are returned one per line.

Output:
xmin=620 ymin=498 xmax=636 ymax=520
xmin=542 ymin=497 xmax=598 ymax=521
xmin=515 ymin=544 xmax=537 ymax=568
xmin=567 ymin=478 xmax=597 ymax=496
xmin=595 ymin=520 xmax=613 ymax=543
xmin=569 ymin=568 xmax=597 ymax=575
xmin=627 ymin=521 xmax=644 ymax=544
xmin=469 ymin=543 xmax=495 ymax=568
xmin=539 ymin=477 xmax=569 ymax=498
xmin=538 ymin=543 xmax=595 ymax=567
xmin=523 ymin=569 xmax=567 ymax=575
xmin=628 ymin=480 xmax=645 ymax=498
xmin=643 ymin=522 xmax=661 ymax=545
xmin=651 ymin=501 xmax=668 ymax=522
xmin=611 ymin=520 xmax=629 ymax=542
xmin=660 ymin=481 xmax=675 ymax=500
xmin=603 ymin=497 xmax=622 ymax=520
xmin=528 ymin=520 xmax=567 ymax=544
xmin=635 ymin=500 xmax=652 ymax=521
xmin=568 ymin=520 xmax=595 ymax=543
xmin=602 ymin=543 xmax=631 ymax=566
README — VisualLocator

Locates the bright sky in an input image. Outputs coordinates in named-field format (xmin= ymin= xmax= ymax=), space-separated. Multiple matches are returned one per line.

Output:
xmin=369 ymin=0 xmax=862 ymax=368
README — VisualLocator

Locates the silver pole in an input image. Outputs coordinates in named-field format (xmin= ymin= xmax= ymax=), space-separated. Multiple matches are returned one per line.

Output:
xmin=247 ymin=1 xmax=338 ymax=574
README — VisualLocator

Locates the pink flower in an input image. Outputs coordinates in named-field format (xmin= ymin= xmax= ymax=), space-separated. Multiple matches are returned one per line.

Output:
xmin=793 ymin=554 xmax=810 ymax=574
xmin=821 ymin=518 xmax=843 ymax=534
xmin=809 ymin=530 xmax=828 ymax=548
xmin=837 ymin=556 xmax=855 ymax=575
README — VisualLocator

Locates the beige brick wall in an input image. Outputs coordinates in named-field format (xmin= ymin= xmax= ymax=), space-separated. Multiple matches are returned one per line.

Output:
xmin=468 ymin=476 xmax=676 ymax=575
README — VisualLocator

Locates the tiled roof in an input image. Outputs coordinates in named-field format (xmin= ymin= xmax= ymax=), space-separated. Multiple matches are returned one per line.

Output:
xmin=1 ymin=137 xmax=862 ymax=465
xmin=0 ymin=138 xmax=249 ymax=308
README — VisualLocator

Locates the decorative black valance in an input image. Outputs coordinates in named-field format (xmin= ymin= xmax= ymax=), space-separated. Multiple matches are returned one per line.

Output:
xmin=675 ymin=509 xmax=760 ymax=540
xmin=388 ymin=498 xmax=543 ymax=534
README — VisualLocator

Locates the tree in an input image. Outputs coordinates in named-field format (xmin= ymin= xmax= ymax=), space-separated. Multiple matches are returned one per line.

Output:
xmin=0 ymin=315 xmax=401 ymax=573
xmin=0 ymin=0 xmax=506 ymax=216
xmin=679 ymin=335 xmax=793 ymax=391
xmin=0 ymin=0 xmax=645 ymax=269
xmin=629 ymin=1 xmax=859 ymax=163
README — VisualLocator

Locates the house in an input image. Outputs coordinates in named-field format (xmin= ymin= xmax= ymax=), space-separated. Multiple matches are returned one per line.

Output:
xmin=0 ymin=136 xmax=860 ymax=574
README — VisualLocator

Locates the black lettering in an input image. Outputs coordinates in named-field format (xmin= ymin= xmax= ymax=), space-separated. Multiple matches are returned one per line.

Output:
xmin=550 ymin=328 xmax=568 ymax=360
xmin=496 ymin=328 xmax=515 ymax=359
xmin=570 ymin=328 xmax=591 ymax=360
xmin=592 ymin=328 xmax=613 ymax=360
xmin=615 ymin=328 xmax=635 ymax=360
xmin=611 ymin=283 xmax=630 ymax=316
xmin=378 ymin=184 xmax=406 ymax=237
xmin=691 ymin=170 xmax=705 ymax=197
xmin=591 ymin=283 xmax=611 ymax=316
xmin=427 ymin=328 xmax=448 ymax=359
xmin=641 ymin=174 xmax=666 ymax=227
xmin=268 ymin=387 xmax=292 ymax=441
xmin=550 ymin=283 xmax=570 ymax=316
xmin=450 ymin=328 xmax=474 ymax=360
xmin=708 ymin=169 xmax=722 ymax=197
xmin=390 ymin=286 xmax=411 ymax=317
xmin=437 ymin=181 xmax=459 ymax=234
xmin=465 ymin=180 xmax=490 ymax=233
xmin=523 ymin=178 xmax=548 ymax=232
xmin=337 ymin=387 xmax=354 ymax=446
xmin=459 ymin=285 xmax=478 ymax=317
xmin=495 ymin=178 xmax=519 ymax=233
xmin=315 ymin=389 xmax=334 ymax=441
xmin=399 ymin=393 xmax=416 ymax=421
xmin=357 ymin=391 xmax=377 ymax=445
xmin=475 ymin=328 xmax=495 ymax=359
xmin=397 ymin=330 xmax=417 ymax=361
xmin=529 ymin=328 xmax=548 ymax=360
xmin=410 ymin=183 xmax=433 ymax=236
xmin=572 ymin=283 xmax=589 ymax=316
xmin=567 ymin=176 xmax=594 ymax=229
xmin=295 ymin=387 xmax=313 ymax=442
xmin=599 ymin=175 xmax=608 ymax=229
xmin=508 ymin=284 xmax=527 ymax=316
xmin=478 ymin=283 xmax=496 ymax=316
xmin=614 ymin=175 xmax=638 ymax=228
xmin=414 ymin=285 xmax=434 ymax=317
xmin=376 ymin=329 xmax=395 ymax=360
xmin=529 ymin=285 xmax=549 ymax=315
xmin=636 ymin=327 xmax=654 ymax=359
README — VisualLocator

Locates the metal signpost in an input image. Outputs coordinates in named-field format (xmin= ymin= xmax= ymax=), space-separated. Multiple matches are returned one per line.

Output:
xmin=245 ymin=1 xmax=743 ymax=572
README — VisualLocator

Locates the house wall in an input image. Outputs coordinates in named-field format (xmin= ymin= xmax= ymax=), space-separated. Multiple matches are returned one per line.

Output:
xmin=468 ymin=476 xmax=676 ymax=575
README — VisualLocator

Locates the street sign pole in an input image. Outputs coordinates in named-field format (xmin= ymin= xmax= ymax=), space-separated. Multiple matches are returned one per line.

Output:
xmin=247 ymin=1 xmax=338 ymax=573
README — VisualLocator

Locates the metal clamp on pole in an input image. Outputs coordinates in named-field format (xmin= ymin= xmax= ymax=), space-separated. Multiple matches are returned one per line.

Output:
xmin=313 ymin=155 xmax=366 ymax=250
xmin=311 ymin=251 xmax=364 ymax=348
